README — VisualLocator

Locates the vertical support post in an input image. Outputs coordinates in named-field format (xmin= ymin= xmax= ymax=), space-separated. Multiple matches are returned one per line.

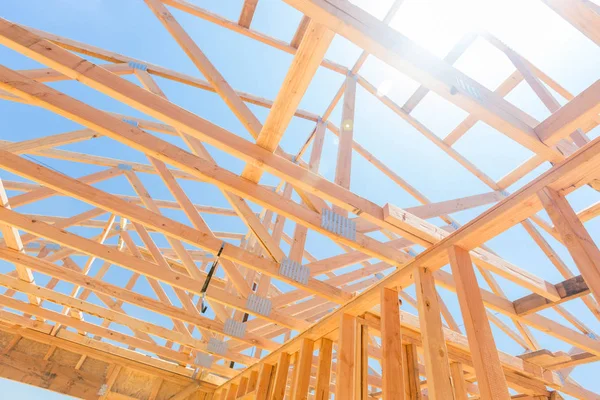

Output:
xmin=315 ymin=338 xmax=333 ymax=400
xmin=335 ymin=313 xmax=356 ymax=400
xmin=271 ymin=352 xmax=291 ymax=400
xmin=415 ymin=266 xmax=454 ymax=399
xmin=355 ymin=322 xmax=368 ymax=400
xmin=291 ymin=338 xmax=315 ymax=400
xmin=381 ymin=287 xmax=404 ymax=399
xmin=225 ymin=383 xmax=238 ymax=400
xmin=538 ymin=187 xmax=600 ymax=302
xmin=308 ymin=120 xmax=326 ymax=173
xmin=334 ymin=74 xmax=356 ymax=216
xmin=448 ymin=245 xmax=510 ymax=399
xmin=287 ymin=352 xmax=298 ymax=399
xmin=255 ymin=363 xmax=274 ymax=400
xmin=247 ymin=370 xmax=258 ymax=393
xmin=236 ymin=376 xmax=248 ymax=397
xmin=403 ymin=343 xmax=421 ymax=399
xmin=450 ymin=362 xmax=468 ymax=400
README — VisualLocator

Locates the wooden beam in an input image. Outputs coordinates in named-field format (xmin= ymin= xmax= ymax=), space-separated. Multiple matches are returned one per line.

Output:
xmin=541 ymin=0 xmax=600 ymax=45
xmin=448 ymin=245 xmax=510 ymax=400
xmin=402 ymin=342 xmax=421 ymax=399
xmin=281 ymin=0 xmax=562 ymax=162
xmin=238 ymin=0 xmax=259 ymax=28
xmin=291 ymin=339 xmax=314 ymax=400
xmin=335 ymin=313 xmax=356 ymax=400
xmin=314 ymin=338 xmax=333 ymax=400
xmin=271 ymin=352 xmax=291 ymax=400
xmin=0 ymin=151 xmax=348 ymax=306
xmin=1 ymin=129 xmax=98 ymax=154
xmin=241 ymin=19 xmax=334 ymax=182
xmin=0 ymin=341 xmax=105 ymax=398
xmin=380 ymin=287 xmax=404 ymax=398
xmin=450 ymin=362 xmax=469 ymax=400
xmin=290 ymin=16 xmax=311 ymax=48
xmin=255 ymin=363 xmax=274 ymax=400
xmin=415 ymin=266 xmax=453 ymax=399
xmin=538 ymin=187 xmax=600 ymax=303
xmin=0 ymin=56 xmax=410 ymax=269
xmin=497 ymin=36 xmax=588 ymax=149
xmin=514 ymin=275 xmax=590 ymax=315
xmin=144 ymin=0 xmax=263 ymax=138
xmin=355 ymin=322 xmax=368 ymax=400
xmin=0 ymin=179 xmax=39 ymax=305
xmin=0 ymin=208 xmax=307 ymax=332
xmin=535 ymin=79 xmax=600 ymax=146
xmin=402 ymin=32 xmax=477 ymax=113
xmin=333 ymin=74 xmax=356 ymax=216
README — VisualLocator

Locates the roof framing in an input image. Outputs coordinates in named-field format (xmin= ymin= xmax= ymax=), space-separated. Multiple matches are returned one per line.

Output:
xmin=0 ymin=0 xmax=598 ymax=398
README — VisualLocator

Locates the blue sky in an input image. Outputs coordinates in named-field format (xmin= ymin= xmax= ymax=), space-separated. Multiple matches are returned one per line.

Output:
xmin=0 ymin=0 xmax=599 ymax=398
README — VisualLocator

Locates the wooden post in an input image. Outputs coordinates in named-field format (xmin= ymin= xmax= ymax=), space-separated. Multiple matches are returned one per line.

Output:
xmin=333 ymin=74 xmax=356 ymax=216
xmin=450 ymin=362 xmax=468 ymax=400
xmin=538 ymin=187 xmax=600 ymax=302
xmin=381 ymin=287 xmax=404 ymax=398
xmin=247 ymin=370 xmax=258 ymax=393
xmin=271 ymin=352 xmax=291 ymax=400
xmin=448 ymin=245 xmax=510 ymax=399
xmin=291 ymin=338 xmax=315 ymax=400
xmin=335 ymin=313 xmax=356 ymax=400
xmin=415 ymin=266 xmax=454 ymax=399
xmin=287 ymin=352 xmax=298 ymax=399
xmin=315 ymin=338 xmax=333 ymax=400
xmin=236 ymin=376 xmax=248 ymax=397
xmin=255 ymin=363 xmax=274 ymax=400
xmin=403 ymin=343 xmax=421 ymax=399
xmin=355 ymin=322 xmax=368 ymax=400
xmin=225 ymin=383 xmax=238 ymax=400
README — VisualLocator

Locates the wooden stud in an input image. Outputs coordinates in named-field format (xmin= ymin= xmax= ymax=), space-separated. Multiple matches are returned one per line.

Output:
xmin=335 ymin=313 xmax=356 ymax=400
xmin=415 ymin=266 xmax=453 ymax=399
xmin=450 ymin=362 xmax=468 ymax=400
xmin=381 ymin=287 xmax=404 ymax=398
xmin=291 ymin=338 xmax=314 ymax=400
xmin=314 ymin=338 xmax=333 ymax=400
xmin=271 ymin=352 xmax=291 ymax=400
xmin=448 ymin=245 xmax=510 ymax=400
xmin=403 ymin=343 xmax=421 ymax=400
xmin=355 ymin=322 xmax=368 ymax=400
xmin=255 ymin=363 xmax=274 ymax=400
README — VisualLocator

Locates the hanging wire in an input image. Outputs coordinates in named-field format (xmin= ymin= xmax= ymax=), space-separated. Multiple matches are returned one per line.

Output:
xmin=23 ymin=154 xmax=64 ymax=174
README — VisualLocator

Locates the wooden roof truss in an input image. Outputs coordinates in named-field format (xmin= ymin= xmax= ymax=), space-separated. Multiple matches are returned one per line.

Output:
xmin=0 ymin=0 xmax=599 ymax=398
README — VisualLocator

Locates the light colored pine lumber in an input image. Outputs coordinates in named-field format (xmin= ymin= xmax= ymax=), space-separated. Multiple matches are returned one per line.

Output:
xmin=271 ymin=352 xmax=291 ymax=400
xmin=281 ymin=0 xmax=562 ymax=162
xmin=450 ymin=362 xmax=468 ymax=400
xmin=538 ymin=187 xmax=600 ymax=302
xmin=314 ymin=338 xmax=333 ymax=400
xmin=241 ymin=19 xmax=334 ymax=183
xmin=335 ymin=313 xmax=356 ymax=400
xmin=291 ymin=338 xmax=314 ymax=400
xmin=380 ymin=287 xmax=404 ymax=398
xmin=448 ymin=245 xmax=510 ymax=400
xmin=415 ymin=266 xmax=453 ymax=400
xmin=238 ymin=0 xmax=259 ymax=28
xmin=403 ymin=342 xmax=421 ymax=399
